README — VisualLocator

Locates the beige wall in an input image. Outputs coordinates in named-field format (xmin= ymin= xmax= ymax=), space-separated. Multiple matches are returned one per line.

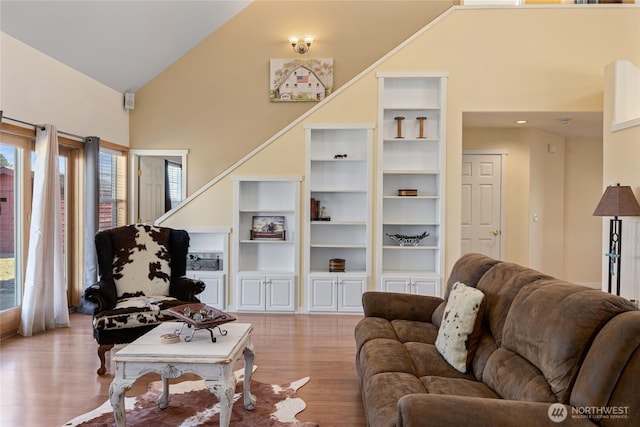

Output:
xmin=159 ymin=6 xmax=640 ymax=302
xmin=130 ymin=0 xmax=456 ymax=194
xmin=529 ymin=129 xmax=566 ymax=278
xmin=564 ymin=136 xmax=602 ymax=286
xmin=0 ymin=33 xmax=129 ymax=145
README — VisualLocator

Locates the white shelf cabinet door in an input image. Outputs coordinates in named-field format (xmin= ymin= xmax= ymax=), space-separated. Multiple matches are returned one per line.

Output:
xmin=237 ymin=274 xmax=295 ymax=312
xmin=381 ymin=276 xmax=411 ymax=294
xmin=237 ymin=275 xmax=266 ymax=311
xmin=412 ymin=277 xmax=440 ymax=297
xmin=265 ymin=275 xmax=296 ymax=312
xmin=309 ymin=275 xmax=338 ymax=312
xmin=309 ymin=273 xmax=366 ymax=313
xmin=188 ymin=271 xmax=225 ymax=310
xmin=381 ymin=275 xmax=439 ymax=297
xmin=337 ymin=275 xmax=366 ymax=312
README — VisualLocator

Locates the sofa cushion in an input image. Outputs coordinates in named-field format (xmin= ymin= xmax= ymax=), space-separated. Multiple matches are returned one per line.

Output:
xmin=436 ymin=282 xmax=485 ymax=372
xmin=502 ymin=280 xmax=635 ymax=402
xmin=362 ymin=372 xmax=426 ymax=427
xmin=422 ymin=376 xmax=500 ymax=399
xmin=391 ymin=319 xmax=439 ymax=344
xmin=355 ymin=317 xmax=398 ymax=349
xmin=470 ymin=327 xmax=499 ymax=382
xmin=483 ymin=347 xmax=557 ymax=402
xmin=111 ymin=224 xmax=172 ymax=297
xmin=442 ymin=253 xmax=502 ymax=300
xmin=405 ymin=342 xmax=476 ymax=380
xmin=476 ymin=262 xmax=550 ymax=348
xmin=359 ymin=338 xmax=418 ymax=380
xmin=92 ymin=295 xmax=180 ymax=331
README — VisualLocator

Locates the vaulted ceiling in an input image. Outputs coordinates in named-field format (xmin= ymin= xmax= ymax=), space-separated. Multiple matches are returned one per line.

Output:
xmin=1 ymin=0 xmax=252 ymax=93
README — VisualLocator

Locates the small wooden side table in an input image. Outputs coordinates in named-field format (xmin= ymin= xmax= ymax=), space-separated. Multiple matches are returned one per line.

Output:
xmin=109 ymin=322 xmax=255 ymax=427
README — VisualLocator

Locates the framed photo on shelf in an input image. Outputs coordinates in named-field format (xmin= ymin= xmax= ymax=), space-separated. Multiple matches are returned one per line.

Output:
xmin=251 ymin=216 xmax=286 ymax=240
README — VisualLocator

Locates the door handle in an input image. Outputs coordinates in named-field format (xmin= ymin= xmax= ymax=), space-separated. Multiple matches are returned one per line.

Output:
xmin=492 ymin=229 xmax=500 ymax=236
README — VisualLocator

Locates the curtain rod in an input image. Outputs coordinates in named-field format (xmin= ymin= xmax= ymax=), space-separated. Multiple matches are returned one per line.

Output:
xmin=2 ymin=115 xmax=87 ymax=141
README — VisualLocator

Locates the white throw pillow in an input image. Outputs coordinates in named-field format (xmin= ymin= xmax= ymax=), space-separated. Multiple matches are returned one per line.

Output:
xmin=435 ymin=281 xmax=485 ymax=373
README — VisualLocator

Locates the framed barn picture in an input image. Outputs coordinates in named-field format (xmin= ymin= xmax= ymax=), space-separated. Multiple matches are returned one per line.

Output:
xmin=270 ymin=58 xmax=333 ymax=102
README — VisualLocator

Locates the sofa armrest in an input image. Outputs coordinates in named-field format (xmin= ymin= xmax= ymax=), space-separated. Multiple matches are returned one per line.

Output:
xmin=362 ymin=291 xmax=443 ymax=322
xmin=170 ymin=276 xmax=206 ymax=302
xmin=397 ymin=395 xmax=596 ymax=427
xmin=84 ymin=279 xmax=118 ymax=313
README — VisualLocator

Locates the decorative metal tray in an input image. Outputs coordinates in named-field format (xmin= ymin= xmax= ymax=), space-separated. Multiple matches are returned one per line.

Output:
xmin=168 ymin=303 xmax=235 ymax=327
xmin=167 ymin=303 xmax=236 ymax=342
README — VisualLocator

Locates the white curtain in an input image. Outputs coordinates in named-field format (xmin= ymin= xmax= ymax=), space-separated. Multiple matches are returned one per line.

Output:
xmin=19 ymin=124 xmax=70 ymax=336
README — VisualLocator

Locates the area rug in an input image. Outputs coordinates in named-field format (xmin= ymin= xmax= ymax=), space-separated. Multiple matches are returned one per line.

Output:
xmin=63 ymin=368 xmax=318 ymax=427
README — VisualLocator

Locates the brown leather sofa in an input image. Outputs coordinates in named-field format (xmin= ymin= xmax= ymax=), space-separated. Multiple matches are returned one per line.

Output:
xmin=355 ymin=253 xmax=640 ymax=427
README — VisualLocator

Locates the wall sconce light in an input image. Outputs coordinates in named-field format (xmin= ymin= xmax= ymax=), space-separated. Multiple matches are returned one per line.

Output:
xmin=289 ymin=35 xmax=314 ymax=54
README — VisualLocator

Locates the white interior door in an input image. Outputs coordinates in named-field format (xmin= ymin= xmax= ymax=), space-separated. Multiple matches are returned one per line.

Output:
xmin=461 ymin=153 xmax=504 ymax=259
xmin=138 ymin=156 xmax=165 ymax=224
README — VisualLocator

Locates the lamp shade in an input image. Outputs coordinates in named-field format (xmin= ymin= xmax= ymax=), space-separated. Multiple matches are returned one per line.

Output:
xmin=593 ymin=184 xmax=640 ymax=217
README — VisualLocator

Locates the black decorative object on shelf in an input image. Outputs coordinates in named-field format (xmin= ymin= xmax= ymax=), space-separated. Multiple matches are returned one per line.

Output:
xmin=385 ymin=231 xmax=429 ymax=247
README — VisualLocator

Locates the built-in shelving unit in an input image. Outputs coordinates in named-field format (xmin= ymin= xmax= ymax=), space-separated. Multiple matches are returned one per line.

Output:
xmin=376 ymin=72 xmax=447 ymax=297
xmin=183 ymin=227 xmax=229 ymax=310
xmin=232 ymin=176 xmax=301 ymax=312
xmin=304 ymin=124 xmax=373 ymax=313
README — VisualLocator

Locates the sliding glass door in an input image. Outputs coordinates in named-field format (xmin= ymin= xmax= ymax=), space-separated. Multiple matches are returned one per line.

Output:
xmin=0 ymin=141 xmax=25 ymax=312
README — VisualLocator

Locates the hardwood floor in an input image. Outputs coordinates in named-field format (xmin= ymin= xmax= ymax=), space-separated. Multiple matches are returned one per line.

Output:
xmin=0 ymin=312 xmax=366 ymax=427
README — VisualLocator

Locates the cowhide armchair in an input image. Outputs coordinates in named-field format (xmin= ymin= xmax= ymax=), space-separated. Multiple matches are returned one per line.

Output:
xmin=84 ymin=224 xmax=205 ymax=375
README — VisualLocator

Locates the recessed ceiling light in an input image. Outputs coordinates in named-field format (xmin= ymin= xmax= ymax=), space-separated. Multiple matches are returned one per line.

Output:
xmin=514 ymin=120 xmax=528 ymax=124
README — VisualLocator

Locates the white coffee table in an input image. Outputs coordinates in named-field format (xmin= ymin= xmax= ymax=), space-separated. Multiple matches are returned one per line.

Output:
xmin=109 ymin=321 xmax=255 ymax=427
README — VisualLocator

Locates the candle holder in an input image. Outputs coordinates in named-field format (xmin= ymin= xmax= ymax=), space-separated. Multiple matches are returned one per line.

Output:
xmin=394 ymin=116 xmax=405 ymax=139
xmin=417 ymin=116 xmax=427 ymax=139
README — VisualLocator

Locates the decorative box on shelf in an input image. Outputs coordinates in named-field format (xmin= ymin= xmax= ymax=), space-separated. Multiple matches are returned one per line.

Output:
xmin=398 ymin=189 xmax=418 ymax=197
xmin=329 ymin=258 xmax=346 ymax=272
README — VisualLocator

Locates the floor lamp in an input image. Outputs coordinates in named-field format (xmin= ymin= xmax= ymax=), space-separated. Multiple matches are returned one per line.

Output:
xmin=593 ymin=183 xmax=640 ymax=296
